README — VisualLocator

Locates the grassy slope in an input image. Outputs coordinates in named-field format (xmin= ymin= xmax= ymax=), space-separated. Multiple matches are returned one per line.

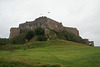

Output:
xmin=0 ymin=40 xmax=100 ymax=67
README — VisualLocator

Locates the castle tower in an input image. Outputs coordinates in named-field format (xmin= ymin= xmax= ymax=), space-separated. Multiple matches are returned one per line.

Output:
xmin=9 ymin=28 xmax=20 ymax=40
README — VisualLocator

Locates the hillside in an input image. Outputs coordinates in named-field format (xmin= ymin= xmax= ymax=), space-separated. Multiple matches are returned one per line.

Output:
xmin=0 ymin=40 xmax=100 ymax=67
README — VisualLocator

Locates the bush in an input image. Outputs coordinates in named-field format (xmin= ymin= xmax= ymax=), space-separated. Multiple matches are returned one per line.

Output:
xmin=25 ymin=31 xmax=35 ymax=41
xmin=56 ymin=31 xmax=66 ymax=40
xmin=56 ymin=31 xmax=83 ymax=43
xmin=0 ymin=38 xmax=9 ymax=45
xmin=10 ymin=28 xmax=45 ymax=44
xmin=65 ymin=32 xmax=72 ymax=41
xmin=37 ymin=35 xmax=47 ymax=41
xmin=65 ymin=32 xmax=83 ymax=43
xmin=10 ymin=33 xmax=27 ymax=44
xmin=35 ymin=28 xmax=44 ymax=35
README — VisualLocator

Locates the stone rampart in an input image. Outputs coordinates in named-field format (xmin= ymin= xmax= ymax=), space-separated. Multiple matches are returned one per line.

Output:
xmin=83 ymin=39 xmax=94 ymax=46
xmin=9 ymin=28 xmax=20 ymax=40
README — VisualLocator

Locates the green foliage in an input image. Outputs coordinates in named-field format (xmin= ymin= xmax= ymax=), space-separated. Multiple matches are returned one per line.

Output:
xmin=65 ymin=32 xmax=83 ymax=43
xmin=37 ymin=35 xmax=47 ymax=41
xmin=56 ymin=31 xmax=83 ymax=43
xmin=25 ymin=31 xmax=35 ymax=41
xmin=0 ymin=38 xmax=9 ymax=45
xmin=56 ymin=31 xmax=66 ymax=40
xmin=9 ymin=28 xmax=45 ymax=44
xmin=49 ymin=29 xmax=57 ymax=35
xmin=10 ymin=33 xmax=27 ymax=44
xmin=35 ymin=28 xmax=44 ymax=35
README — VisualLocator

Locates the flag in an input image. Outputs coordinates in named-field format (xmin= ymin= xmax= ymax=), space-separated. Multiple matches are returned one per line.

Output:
xmin=48 ymin=12 xmax=50 ymax=13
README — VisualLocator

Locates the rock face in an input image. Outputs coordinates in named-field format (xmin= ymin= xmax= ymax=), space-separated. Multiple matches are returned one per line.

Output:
xmin=9 ymin=16 xmax=94 ymax=46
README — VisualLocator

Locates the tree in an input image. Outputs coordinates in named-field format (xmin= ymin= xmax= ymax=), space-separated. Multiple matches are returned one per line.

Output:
xmin=25 ymin=31 xmax=35 ymax=41
xmin=37 ymin=35 xmax=47 ymax=41
xmin=35 ymin=28 xmax=44 ymax=35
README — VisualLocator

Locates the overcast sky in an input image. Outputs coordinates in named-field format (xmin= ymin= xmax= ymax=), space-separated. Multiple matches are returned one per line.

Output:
xmin=0 ymin=0 xmax=100 ymax=46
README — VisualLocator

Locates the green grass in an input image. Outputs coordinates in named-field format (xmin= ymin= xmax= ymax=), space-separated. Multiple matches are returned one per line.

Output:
xmin=0 ymin=39 xmax=100 ymax=67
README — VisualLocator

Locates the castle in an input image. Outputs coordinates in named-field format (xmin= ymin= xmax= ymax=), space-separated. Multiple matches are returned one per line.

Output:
xmin=9 ymin=16 xmax=94 ymax=46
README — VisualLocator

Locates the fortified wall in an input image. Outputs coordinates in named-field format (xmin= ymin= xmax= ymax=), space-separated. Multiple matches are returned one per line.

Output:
xmin=9 ymin=28 xmax=20 ymax=40
xmin=9 ymin=16 xmax=94 ymax=46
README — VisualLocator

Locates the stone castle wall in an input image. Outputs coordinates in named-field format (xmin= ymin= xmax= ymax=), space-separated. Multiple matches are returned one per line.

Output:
xmin=9 ymin=28 xmax=20 ymax=40
xmin=83 ymin=39 xmax=94 ymax=46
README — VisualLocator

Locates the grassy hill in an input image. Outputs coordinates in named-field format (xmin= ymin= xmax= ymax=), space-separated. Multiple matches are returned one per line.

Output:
xmin=0 ymin=39 xmax=100 ymax=67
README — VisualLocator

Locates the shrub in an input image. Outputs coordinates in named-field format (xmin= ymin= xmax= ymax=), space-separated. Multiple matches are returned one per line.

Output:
xmin=10 ymin=31 xmax=35 ymax=44
xmin=65 ymin=32 xmax=72 ymax=41
xmin=56 ymin=31 xmax=66 ymax=40
xmin=25 ymin=31 xmax=35 ymax=41
xmin=10 ymin=28 xmax=45 ymax=44
xmin=10 ymin=33 xmax=26 ymax=44
xmin=35 ymin=28 xmax=44 ymax=35
xmin=0 ymin=38 xmax=9 ymax=45
xmin=37 ymin=35 xmax=47 ymax=41
xmin=65 ymin=32 xmax=83 ymax=43
xmin=56 ymin=31 xmax=83 ymax=43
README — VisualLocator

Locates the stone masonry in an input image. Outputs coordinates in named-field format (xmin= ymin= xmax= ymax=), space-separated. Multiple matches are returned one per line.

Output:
xmin=83 ymin=39 xmax=94 ymax=46
xmin=9 ymin=28 xmax=20 ymax=40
